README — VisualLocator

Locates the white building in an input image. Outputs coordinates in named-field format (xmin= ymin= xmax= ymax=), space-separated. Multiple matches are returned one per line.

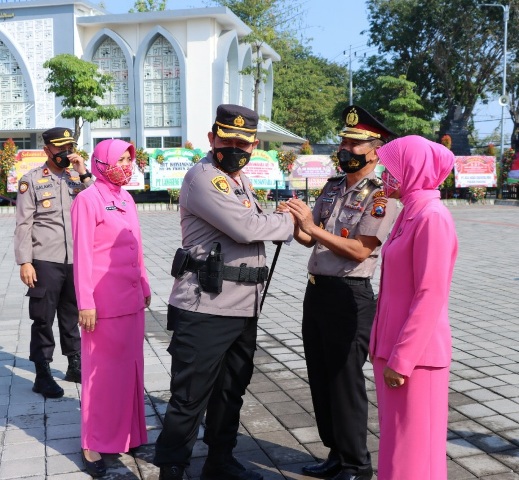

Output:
xmin=0 ymin=0 xmax=302 ymax=152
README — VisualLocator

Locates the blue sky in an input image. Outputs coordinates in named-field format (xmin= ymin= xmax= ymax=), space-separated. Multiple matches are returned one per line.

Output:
xmin=99 ymin=0 xmax=511 ymax=143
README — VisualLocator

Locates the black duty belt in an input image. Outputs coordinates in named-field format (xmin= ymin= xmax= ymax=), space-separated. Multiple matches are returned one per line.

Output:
xmin=308 ymin=274 xmax=370 ymax=286
xmin=186 ymin=257 xmax=268 ymax=284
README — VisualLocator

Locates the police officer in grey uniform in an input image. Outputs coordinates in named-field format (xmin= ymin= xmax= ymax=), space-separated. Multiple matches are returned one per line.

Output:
xmin=285 ymin=106 xmax=398 ymax=480
xmin=154 ymin=104 xmax=294 ymax=480
xmin=14 ymin=127 xmax=93 ymax=398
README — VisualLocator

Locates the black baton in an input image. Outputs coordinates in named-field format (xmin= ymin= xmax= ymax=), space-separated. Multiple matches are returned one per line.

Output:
xmin=260 ymin=242 xmax=282 ymax=312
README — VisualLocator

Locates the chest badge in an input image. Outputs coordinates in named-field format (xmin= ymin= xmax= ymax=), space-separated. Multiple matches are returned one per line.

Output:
xmin=243 ymin=199 xmax=251 ymax=208
xmin=42 ymin=200 xmax=51 ymax=208
xmin=341 ymin=227 xmax=349 ymax=238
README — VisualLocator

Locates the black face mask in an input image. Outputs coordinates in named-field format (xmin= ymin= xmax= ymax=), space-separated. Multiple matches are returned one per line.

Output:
xmin=51 ymin=150 xmax=71 ymax=169
xmin=338 ymin=150 xmax=369 ymax=173
xmin=213 ymin=147 xmax=251 ymax=173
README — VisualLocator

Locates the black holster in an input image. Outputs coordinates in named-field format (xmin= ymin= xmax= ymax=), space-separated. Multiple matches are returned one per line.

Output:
xmin=197 ymin=242 xmax=224 ymax=293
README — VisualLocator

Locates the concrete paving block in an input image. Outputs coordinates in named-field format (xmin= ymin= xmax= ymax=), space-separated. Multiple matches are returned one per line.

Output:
xmin=0 ymin=456 xmax=45 ymax=479
xmin=290 ymin=426 xmax=321 ymax=444
xmin=456 ymin=453 xmax=511 ymax=477
xmin=46 ymin=452 xmax=83 ymax=476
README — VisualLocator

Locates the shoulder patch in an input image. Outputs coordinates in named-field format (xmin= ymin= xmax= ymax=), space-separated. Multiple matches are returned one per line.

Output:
xmin=373 ymin=190 xmax=386 ymax=199
xmin=19 ymin=181 xmax=29 ymax=194
xmin=211 ymin=175 xmax=231 ymax=195
xmin=371 ymin=202 xmax=386 ymax=218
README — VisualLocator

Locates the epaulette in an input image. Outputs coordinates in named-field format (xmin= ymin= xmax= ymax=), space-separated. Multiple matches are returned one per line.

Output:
xmin=327 ymin=173 xmax=346 ymax=182
xmin=369 ymin=177 xmax=383 ymax=187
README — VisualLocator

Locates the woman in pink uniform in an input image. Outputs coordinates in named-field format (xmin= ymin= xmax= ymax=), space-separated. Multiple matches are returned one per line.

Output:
xmin=71 ymin=139 xmax=151 ymax=478
xmin=369 ymin=135 xmax=458 ymax=480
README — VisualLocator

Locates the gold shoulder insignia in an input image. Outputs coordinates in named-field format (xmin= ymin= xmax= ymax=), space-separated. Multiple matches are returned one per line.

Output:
xmin=211 ymin=175 xmax=231 ymax=195
xmin=370 ymin=177 xmax=383 ymax=187
xmin=373 ymin=191 xmax=386 ymax=199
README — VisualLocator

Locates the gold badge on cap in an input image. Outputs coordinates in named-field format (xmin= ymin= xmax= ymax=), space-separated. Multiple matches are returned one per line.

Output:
xmin=42 ymin=200 xmax=51 ymax=208
xmin=346 ymin=108 xmax=359 ymax=126
xmin=64 ymin=130 xmax=71 ymax=138
xmin=211 ymin=175 xmax=231 ymax=195
xmin=234 ymin=116 xmax=245 ymax=127
xmin=19 ymin=181 xmax=29 ymax=194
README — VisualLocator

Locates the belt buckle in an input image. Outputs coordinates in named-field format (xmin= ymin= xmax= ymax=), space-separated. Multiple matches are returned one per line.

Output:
xmin=308 ymin=273 xmax=316 ymax=285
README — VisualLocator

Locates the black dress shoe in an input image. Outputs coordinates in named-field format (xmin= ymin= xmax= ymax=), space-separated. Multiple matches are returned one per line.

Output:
xmin=302 ymin=456 xmax=341 ymax=478
xmin=159 ymin=464 xmax=185 ymax=480
xmin=329 ymin=468 xmax=373 ymax=480
xmin=81 ymin=450 xmax=107 ymax=478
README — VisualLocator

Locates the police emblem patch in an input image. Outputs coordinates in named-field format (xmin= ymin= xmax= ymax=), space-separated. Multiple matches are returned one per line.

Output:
xmin=42 ymin=200 xmax=51 ymax=208
xmin=211 ymin=175 xmax=231 ymax=195
xmin=19 ymin=181 xmax=29 ymax=194
xmin=371 ymin=203 xmax=386 ymax=218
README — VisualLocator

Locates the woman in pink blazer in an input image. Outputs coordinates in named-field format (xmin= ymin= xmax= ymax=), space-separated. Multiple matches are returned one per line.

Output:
xmin=369 ymin=135 xmax=458 ymax=480
xmin=71 ymin=139 xmax=151 ymax=478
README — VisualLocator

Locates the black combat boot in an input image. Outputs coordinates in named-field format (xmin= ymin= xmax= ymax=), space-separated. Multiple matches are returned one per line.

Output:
xmin=65 ymin=353 xmax=81 ymax=383
xmin=201 ymin=450 xmax=263 ymax=480
xmin=33 ymin=362 xmax=64 ymax=398
xmin=159 ymin=464 xmax=185 ymax=480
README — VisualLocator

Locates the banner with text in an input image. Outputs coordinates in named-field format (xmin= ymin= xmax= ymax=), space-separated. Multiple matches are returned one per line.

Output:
xmin=242 ymin=150 xmax=284 ymax=189
xmin=287 ymin=155 xmax=336 ymax=189
xmin=7 ymin=149 xmax=145 ymax=192
xmin=454 ymin=156 xmax=497 ymax=188
xmin=148 ymin=148 xmax=203 ymax=191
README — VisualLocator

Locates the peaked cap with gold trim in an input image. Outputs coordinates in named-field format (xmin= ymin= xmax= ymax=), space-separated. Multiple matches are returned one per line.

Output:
xmin=339 ymin=105 xmax=396 ymax=142
xmin=42 ymin=127 xmax=76 ymax=147
xmin=214 ymin=104 xmax=259 ymax=144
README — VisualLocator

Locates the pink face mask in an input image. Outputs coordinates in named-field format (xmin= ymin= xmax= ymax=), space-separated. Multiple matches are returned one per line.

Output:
xmin=381 ymin=169 xmax=400 ymax=198
xmin=104 ymin=163 xmax=134 ymax=186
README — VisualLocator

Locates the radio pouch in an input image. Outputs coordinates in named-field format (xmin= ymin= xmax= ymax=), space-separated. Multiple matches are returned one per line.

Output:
xmin=171 ymin=247 xmax=191 ymax=278
xmin=198 ymin=242 xmax=224 ymax=293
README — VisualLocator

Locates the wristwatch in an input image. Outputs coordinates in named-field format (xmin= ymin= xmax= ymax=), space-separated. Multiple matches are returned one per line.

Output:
xmin=79 ymin=171 xmax=92 ymax=182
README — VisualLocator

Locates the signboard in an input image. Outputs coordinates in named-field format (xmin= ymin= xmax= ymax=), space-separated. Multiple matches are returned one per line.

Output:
xmin=148 ymin=148 xmax=204 ymax=191
xmin=241 ymin=149 xmax=284 ymax=189
xmin=7 ymin=149 xmax=145 ymax=192
xmin=7 ymin=150 xmax=47 ymax=192
xmin=287 ymin=155 xmax=336 ymax=189
xmin=507 ymin=152 xmax=519 ymax=184
xmin=454 ymin=156 xmax=497 ymax=188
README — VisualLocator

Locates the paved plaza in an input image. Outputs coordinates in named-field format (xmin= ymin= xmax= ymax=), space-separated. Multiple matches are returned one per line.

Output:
xmin=0 ymin=203 xmax=519 ymax=479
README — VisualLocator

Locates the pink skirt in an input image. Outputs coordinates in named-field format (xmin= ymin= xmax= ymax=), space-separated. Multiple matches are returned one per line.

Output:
xmin=81 ymin=310 xmax=147 ymax=453
xmin=373 ymin=358 xmax=449 ymax=480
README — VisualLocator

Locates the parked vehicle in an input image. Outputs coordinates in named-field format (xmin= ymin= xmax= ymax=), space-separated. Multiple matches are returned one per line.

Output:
xmin=267 ymin=188 xmax=307 ymax=202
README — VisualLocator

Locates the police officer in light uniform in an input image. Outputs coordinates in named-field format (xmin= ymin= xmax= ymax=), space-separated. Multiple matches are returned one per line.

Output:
xmin=154 ymin=104 xmax=294 ymax=480
xmin=14 ymin=127 xmax=93 ymax=398
xmin=284 ymin=106 xmax=398 ymax=480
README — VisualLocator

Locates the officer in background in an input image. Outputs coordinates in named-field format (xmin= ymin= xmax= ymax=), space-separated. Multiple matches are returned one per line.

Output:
xmin=154 ymin=104 xmax=294 ymax=480
xmin=14 ymin=127 xmax=93 ymax=398
xmin=284 ymin=106 xmax=398 ymax=480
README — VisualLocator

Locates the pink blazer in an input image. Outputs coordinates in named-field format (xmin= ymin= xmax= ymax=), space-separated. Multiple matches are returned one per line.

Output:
xmin=71 ymin=181 xmax=151 ymax=319
xmin=369 ymin=199 xmax=458 ymax=377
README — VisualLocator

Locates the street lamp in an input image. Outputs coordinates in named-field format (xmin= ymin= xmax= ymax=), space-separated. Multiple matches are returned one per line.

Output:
xmin=479 ymin=3 xmax=509 ymax=194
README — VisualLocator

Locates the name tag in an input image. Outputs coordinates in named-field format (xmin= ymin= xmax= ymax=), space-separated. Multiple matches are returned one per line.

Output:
xmin=105 ymin=206 xmax=117 ymax=211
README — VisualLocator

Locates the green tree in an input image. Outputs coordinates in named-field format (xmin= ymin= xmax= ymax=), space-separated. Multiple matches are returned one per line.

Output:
xmin=376 ymin=74 xmax=436 ymax=138
xmin=44 ymin=54 xmax=127 ymax=141
xmin=366 ymin=0 xmax=519 ymax=138
xmin=129 ymin=0 xmax=167 ymax=12
xmin=272 ymin=42 xmax=348 ymax=142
